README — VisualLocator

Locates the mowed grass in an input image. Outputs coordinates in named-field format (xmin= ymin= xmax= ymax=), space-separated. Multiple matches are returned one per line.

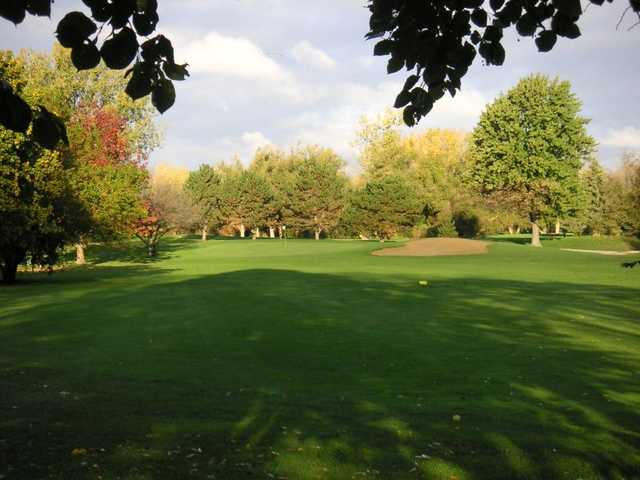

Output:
xmin=1 ymin=238 xmax=639 ymax=480
xmin=489 ymin=234 xmax=640 ymax=251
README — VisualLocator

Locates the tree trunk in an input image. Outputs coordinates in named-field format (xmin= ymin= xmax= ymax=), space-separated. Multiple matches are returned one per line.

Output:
xmin=239 ymin=224 xmax=245 ymax=238
xmin=0 ymin=261 xmax=18 ymax=285
xmin=201 ymin=224 xmax=208 ymax=241
xmin=278 ymin=226 xmax=283 ymax=238
xmin=148 ymin=243 xmax=157 ymax=257
xmin=253 ymin=228 xmax=260 ymax=240
xmin=508 ymin=226 xmax=514 ymax=234
xmin=555 ymin=219 xmax=561 ymax=234
xmin=515 ymin=226 xmax=521 ymax=234
xmin=269 ymin=227 xmax=275 ymax=238
xmin=75 ymin=243 xmax=86 ymax=265
xmin=314 ymin=228 xmax=320 ymax=241
xmin=531 ymin=221 xmax=542 ymax=247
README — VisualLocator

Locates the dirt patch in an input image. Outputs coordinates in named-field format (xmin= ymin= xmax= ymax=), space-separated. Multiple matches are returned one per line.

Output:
xmin=562 ymin=248 xmax=640 ymax=256
xmin=372 ymin=238 xmax=489 ymax=257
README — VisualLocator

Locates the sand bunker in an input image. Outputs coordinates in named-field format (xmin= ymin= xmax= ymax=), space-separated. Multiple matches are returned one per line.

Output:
xmin=372 ymin=238 xmax=489 ymax=257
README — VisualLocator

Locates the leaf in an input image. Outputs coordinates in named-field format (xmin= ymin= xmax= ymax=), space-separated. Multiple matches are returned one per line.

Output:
xmin=535 ymin=30 xmax=557 ymax=52
xmin=32 ymin=107 xmax=67 ymax=149
xmin=516 ymin=13 xmax=537 ymax=36
xmin=151 ymin=79 xmax=175 ymax=113
xmin=110 ymin=0 xmax=135 ymax=29
xmin=483 ymin=25 xmax=503 ymax=42
xmin=0 ymin=84 xmax=32 ymax=133
xmin=0 ymin=0 xmax=26 ymax=24
xmin=373 ymin=39 xmax=394 ymax=56
xmin=402 ymin=105 xmax=416 ymax=127
xmin=162 ymin=62 xmax=189 ymax=81
xmin=479 ymin=41 xmax=505 ymax=65
xmin=551 ymin=14 xmax=581 ymax=38
xmin=26 ymin=0 xmax=52 ymax=17
xmin=553 ymin=0 xmax=581 ymax=18
xmin=387 ymin=56 xmax=404 ymax=74
xmin=471 ymin=9 xmax=487 ymax=28
xmin=394 ymin=90 xmax=412 ymax=109
xmin=100 ymin=27 xmax=138 ymax=70
xmin=71 ymin=43 xmax=101 ymax=70
xmin=402 ymin=74 xmax=419 ymax=92
xmin=83 ymin=0 xmax=113 ymax=22
xmin=141 ymin=35 xmax=175 ymax=63
xmin=56 ymin=11 xmax=97 ymax=48
xmin=133 ymin=9 xmax=159 ymax=36
xmin=125 ymin=63 xmax=153 ymax=99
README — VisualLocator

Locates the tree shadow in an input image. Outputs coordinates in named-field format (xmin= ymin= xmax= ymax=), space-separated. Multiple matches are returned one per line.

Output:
xmin=81 ymin=236 xmax=199 ymax=265
xmin=1 ymin=269 xmax=639 ymax=479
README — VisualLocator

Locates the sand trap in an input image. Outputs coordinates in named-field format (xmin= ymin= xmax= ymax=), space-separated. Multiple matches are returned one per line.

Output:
xmin=372 ymin=238 xmax=489 ymax=257
xmin=561 ymin=248 xmax=640 ymax=256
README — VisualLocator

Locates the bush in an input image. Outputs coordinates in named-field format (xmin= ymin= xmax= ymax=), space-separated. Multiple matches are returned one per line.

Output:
xmin=453 ymin=210 xmax=481 ymax=238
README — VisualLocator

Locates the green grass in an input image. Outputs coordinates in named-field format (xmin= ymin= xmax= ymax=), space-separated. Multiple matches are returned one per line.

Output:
xmin=1 ymin=238 xmax=640 ymax=479
xmin=488 ymin=234 xmax=640 ymax=251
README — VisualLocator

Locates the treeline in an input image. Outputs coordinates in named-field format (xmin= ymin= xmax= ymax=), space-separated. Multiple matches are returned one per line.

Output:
xmin=2 ymin=46 xmax=640 ymax=284
xmin=159 ymin=112 xmax=639 ymax=246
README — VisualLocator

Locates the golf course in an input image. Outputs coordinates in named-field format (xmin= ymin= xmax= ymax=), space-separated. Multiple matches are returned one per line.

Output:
xmin=1 ymin=237 xmax=639 ymax=479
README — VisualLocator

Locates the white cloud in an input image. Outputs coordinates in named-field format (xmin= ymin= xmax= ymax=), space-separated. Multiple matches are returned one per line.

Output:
xmin=242 ymin=131 xmax=273 ymax=152
xmin=291 ymin=41 xmax=336 ymax=70
xmin=283 ymin=82 xmax=488 ymax=171
xmin=600 ymin=126 xmax=640 ymax=148
xmin=182 ymin=31 xmax=287 ymax=81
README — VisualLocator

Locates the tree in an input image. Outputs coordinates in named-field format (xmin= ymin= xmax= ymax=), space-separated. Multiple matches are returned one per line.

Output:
xmin=185 ymin=165 xmax=224 ymax=241
xmin=220 ymin=170 xmax=275 ymax=238
xmin=356 ymin=110 xmax=411 ymax=181
xmin=1 ymin=1 xmax=186 ymax=147
xmin=250 ymin=146 xmax=296 ymax=238
xmin=134 ymin=168 xmax=198 ymax=256
xmin=10 ymin=46 xmax=160 ymax=264
xmin=346 ymin=176 xmax=422 ymax=240
xmin=287 ymin=146 xmax=348 ymax=240
xmin=0 ymin=132 xmax=83 ymax=283
xmin=0 ymin=50 xmax=87 ymax=283
xmin=367 ymin=0 xmax=640 ymax=126
xmin=470 ymin=74 xmax=595 ymax=247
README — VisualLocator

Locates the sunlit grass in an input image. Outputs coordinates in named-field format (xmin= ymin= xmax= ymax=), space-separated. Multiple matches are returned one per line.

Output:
xmin=1 ymin=238 xmax=639 ymax=479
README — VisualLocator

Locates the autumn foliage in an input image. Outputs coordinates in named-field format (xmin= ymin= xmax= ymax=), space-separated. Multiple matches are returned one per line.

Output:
xmin=68 ymin=103 xmax=144 ymax=168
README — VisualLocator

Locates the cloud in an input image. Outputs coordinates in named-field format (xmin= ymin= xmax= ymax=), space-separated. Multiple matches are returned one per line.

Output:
xmin=600 ymin=126 xmax=640 ymax=148
xmin=291 ymin=41 xmax=336 ymax=70
xmin=242 ymin=131 xmax=273 ymax=153
xmin=181 ymin=31 xmax=287 ymax=81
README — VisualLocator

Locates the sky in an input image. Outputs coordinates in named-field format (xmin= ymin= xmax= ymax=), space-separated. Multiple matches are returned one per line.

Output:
xmin=2 ymin=0 xmax=639 ymax=173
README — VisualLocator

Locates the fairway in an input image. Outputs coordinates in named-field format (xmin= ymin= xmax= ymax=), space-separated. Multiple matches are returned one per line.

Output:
xmin=1 ymin=239 xmax=640 ymax=479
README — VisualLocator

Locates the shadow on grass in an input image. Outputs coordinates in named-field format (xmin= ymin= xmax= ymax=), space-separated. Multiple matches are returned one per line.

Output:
xmin=64 ymin=237 xmax=200 ymax=266
xmin=1 ymin=270 xmax=639 ymax=479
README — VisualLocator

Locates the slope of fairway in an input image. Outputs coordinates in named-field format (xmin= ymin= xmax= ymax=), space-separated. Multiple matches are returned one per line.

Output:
xmin=1 ymin=238 xmax=639 ymax=480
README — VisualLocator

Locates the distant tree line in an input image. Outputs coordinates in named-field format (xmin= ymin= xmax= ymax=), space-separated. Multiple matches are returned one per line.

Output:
xmin=1 ymin=45 xmax=639 ymax=284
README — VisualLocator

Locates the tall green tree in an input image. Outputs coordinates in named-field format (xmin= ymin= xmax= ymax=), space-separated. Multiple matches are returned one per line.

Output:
xmin=221 ymin=170 xmax=275 ymax=238
xmin=0 ymin=51 xmax=83 ymax=283
xmin=287 ymin=146 xmax=348 ymax=240
xmin=185 ymin=165 xmax=224 ymax=241
xmin=250 ymin=146 xmax=296 ymax=238
xmin=470 ymin=74 xmax=595 ymax=246
xmin=345 ymin=176 xmax=421 ymax=240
